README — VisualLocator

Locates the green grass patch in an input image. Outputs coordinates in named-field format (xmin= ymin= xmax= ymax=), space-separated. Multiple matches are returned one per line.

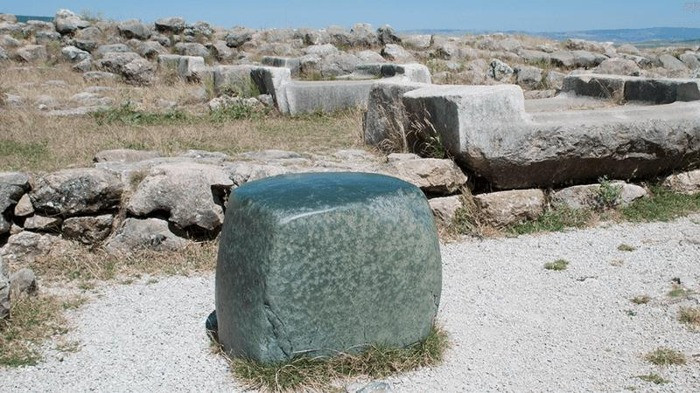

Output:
xmin=621 ymin=185 xmax=700 ymax=222
xmin=544 ymin=259 xmax=569 ymax=271
xmin=644 ymin=348 xmax=686 ymax=366
xmin=0 ymin=139 xmax=50 ymax=169
xmin=617 ymin=244 xmax=637 ymax=252
xmin=227 ymin=325 xmax=448 ymax=392
xmin=637 ymin=373 xmax=670 ymax=385
xmin=509 ymin=206 xmax=591 ymax=235
xmin=92 ymin=101 xmax=267 ymax=127
xmin=667 ymin=284 xmax=694 ymax=299
xmin=0 ymin=295 xmax=73 ymax=367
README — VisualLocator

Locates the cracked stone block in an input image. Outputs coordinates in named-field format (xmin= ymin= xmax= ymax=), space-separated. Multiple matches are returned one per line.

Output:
xmin=215 ymin=172 xmax=442 ymax=363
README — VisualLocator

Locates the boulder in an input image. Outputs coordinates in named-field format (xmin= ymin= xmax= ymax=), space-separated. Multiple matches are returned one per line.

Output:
xmin=350 ymin=23 xmax=379 ymax=47
xmin=679 ymin=53 xmax=700 ymax=70
xmin=216 ymin=172 xmax=441 ymax=363
xmin=514 ymin=66 xmax=543 ymax=89
xmin=95 ymin=44 xmax=131 ymax=57
xmin=29 ymin=168 xmax=123 ymax=217
xmin=121 ymin=57 xmax=156 ymax=86
xmin=381 ymin=44 xmax=414 ymax=62
xmin=594 ymin=58 xmax=641 ymax=76
xmin=61 ymin=45 xmax=91 ymax=62
xmin=385 ymin=157 xmax=468 ymax=195
xmin=0 ymin=231 xmax=68 ymax=263
xmin=429 ymin=195 xmax=463 ymax=226
xmin=127 ymin=162 xmax=234 ymax=234
xmin=117 ymin=19 xmax=151 ymax=40
xmin=136 ymin=40 xmax=166 ymax=59
xmin=14 ymin=45 xmax=47 ymax=63
xmin=377 ymin=25 xmax=400 ymax=45
xmin=174 ymin=42 xmax=210 ymax=58
xmin=23 ymin=215 xmax=62 ymax=232
xmin=402 ymin=34 xmax=432 ymax=50
xmin=62 ymin=215 xmax=114 ymax=244
xmin=474 ymin=189 xmax=546 ymax=227
xmin=488 ymin=59 xmax=513 ymax=81
xmin=553 ymin=182 xmax=648 ymax=210
xmin=303 ymin=43 xmax=339 ymax=57
xmin=105 ymin=218 xmax=188 ymax=253
xmin=663 ymin=170 xmax=700 ymax=195
xmin=1 ymin=172 xmax=31 ymax=235
xmin=658 ymin=54 xmax=688 ymax=72
xmin=155 ymin=17 xmax=186 ymax=34
xmin=9 ymin=268 xmax=37 ymax=298
xmin=13 ymin=194 xmax=34 ymax=217
xmin=226 ymin=27 xmax=254 ymax=48
xmin=54 ymin=9 xmax=90 ymax=34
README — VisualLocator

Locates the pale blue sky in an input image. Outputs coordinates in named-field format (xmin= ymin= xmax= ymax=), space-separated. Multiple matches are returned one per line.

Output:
xmin=2 ymin=1 xmax=699 ymax=31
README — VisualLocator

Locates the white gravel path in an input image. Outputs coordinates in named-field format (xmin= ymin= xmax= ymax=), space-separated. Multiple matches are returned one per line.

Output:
xmin=1 ymin=216 xmax=699 ymax=392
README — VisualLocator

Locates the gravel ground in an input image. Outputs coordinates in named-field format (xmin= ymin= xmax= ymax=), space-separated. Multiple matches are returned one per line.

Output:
xmin=1 ymin=216 xmax=699 ymax=392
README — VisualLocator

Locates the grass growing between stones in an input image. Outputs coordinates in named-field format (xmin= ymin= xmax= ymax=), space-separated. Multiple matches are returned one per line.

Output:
xmin=508 ymin=206 xmax=592 ymax=235
xmin=0 ymin=294 xmax=76 ymax=367
xmin=621 ymin=185 xmax=700 ymax=222
xmin=29 ymin=242 xmax=218 ymax=283
xmin=644 ymin=348 xmax=687 ymax=366
xmin=225 ymin=326 xmax=448 ymax=392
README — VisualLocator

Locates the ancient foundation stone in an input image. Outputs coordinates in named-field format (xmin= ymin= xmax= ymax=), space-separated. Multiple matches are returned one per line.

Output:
xmin=216 ymin=172 xmax=442 ymax=363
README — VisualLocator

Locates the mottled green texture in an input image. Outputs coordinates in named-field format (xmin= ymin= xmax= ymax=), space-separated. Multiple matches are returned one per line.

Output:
xmin=216 ymin=172 xmax=442 ymax=363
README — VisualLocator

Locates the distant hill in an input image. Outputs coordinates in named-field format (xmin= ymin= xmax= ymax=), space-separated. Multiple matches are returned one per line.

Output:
xmin=403 ymin=27 xmax=700 ymax=46
xmin=14 ymin=15 xmax=53 ymax=23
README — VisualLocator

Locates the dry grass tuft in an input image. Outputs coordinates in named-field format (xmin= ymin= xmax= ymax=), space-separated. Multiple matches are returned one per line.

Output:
xmin=644 ymin=347 xmax=687 ymax=366
xmin=630 ymin=295 xmax=651 ymax=305
xmin=30 ymin=242 xmax=219 ymax=283
xmin=0 ymin=294 xmax=78 ymax=367
xmin=544 ymin=259 xmax=569 ymax=271
xmin=224 ymin=325 xmax=448 ymax=392
xmin=678 ymin=307 xmax=700 ymax=328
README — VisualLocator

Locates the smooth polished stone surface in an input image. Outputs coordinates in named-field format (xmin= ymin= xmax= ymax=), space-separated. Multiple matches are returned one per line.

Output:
xmin=215 ymin=172 xmax=442 ymax=363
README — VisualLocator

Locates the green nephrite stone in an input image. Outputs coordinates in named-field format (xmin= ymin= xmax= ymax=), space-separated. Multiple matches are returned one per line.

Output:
xmin=215 ymin=172 xmax=442 ymax=363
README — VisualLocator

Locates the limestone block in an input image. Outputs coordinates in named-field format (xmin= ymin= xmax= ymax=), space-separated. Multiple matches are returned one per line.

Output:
xmin=216 ymin=172 xmax=442 ymax=363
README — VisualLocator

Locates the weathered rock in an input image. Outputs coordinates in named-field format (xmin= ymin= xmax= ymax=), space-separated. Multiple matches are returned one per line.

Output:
xmin=377 ymin=25 xmax=400 ymax=45
xmin=0 ymin=231 xmax=67 ymax=263
xmin=174 ymin=42 xmax=209 ymax=58
xmin=1 ymin=172 xmax=30 ymax=234
xmin=514 ymin=66 xmax=543 ymax=89
xmin=62 ymin=215 xmax=114 ymax=244
xmin=216 ymin=172 xmax=441 ymax=363
xmin=303 ymin=43 xmax=339 ymax=57
xmin=226 ymin=27 xmax=254 ymax=48
xmin=13 ymin=194 xmax=34 ymax=217
xmin=679 ymin=53 xmax=700 ymax=70
xmin=121 ymin=57 xmax=156 ymax=85
xmin=61 ymin=45 xmax=91 ymax=62
xmin=385 ymin=157 xmax=468 ymax=195
xmin=95 ymin=44 xmax=131 ymax=57
xmin=0 ymin=256 xmax=9 ymax=320
xmin=155 ymin=17 xmax=186 ymax=34
xmin=488 ymin=59 xmax=513 ymax=81
xmin=663 ymin=170 xmax=700 ymax=195
xmin=136 ymin=40 xmax=166 ymax=59
xmin=54 ymin=9 xmax=90 ymax=34
xmin=30 ymin=168 xmax=123 ymax=217
xmin=429 ymin=195 xmax=463 ymax=226
xmin=402 ymin=34 xmax=432 ymax=50
xmin=474 ymin=189 xmax=545 ymax=227
xmin=117 ymin=19 xmax=151 ymax=40
xmin=563 ymin=74 xmax=700 ymax=104
xmin=350 ymin=23 xmax=378 ymax=47
xmin=14 ymin=45 xmax=47 ymax=63
xmin=23 ymin=215 xmax=62 ymax=232
xmin=93 ymin=149 xmax=161 ymax=163
xmin=553 ymin=182 xmax=648 ymax=210
xmin=105 ymin=218 xmax=188 ymax=253
xmin=127 ymin=163 xmax=234 ymax=233
xmin=381 ymin=44 xmax=414 ymax=62
xmin=401 ymin=84 xmax=700 ymax=189
xmin=594 ymin=58 xmax=641 ymax=76
xmin=545 ymin=71 xmax=566 ymax=90
xmin=9 ymin=268 xmax=37 ymax=298
xmin=658 ymin=54 xmax=688 ymax=72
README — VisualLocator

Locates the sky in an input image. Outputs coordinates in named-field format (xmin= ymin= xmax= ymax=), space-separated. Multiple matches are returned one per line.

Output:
xmin=2 ymin=1 xmax=700 ymax=32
